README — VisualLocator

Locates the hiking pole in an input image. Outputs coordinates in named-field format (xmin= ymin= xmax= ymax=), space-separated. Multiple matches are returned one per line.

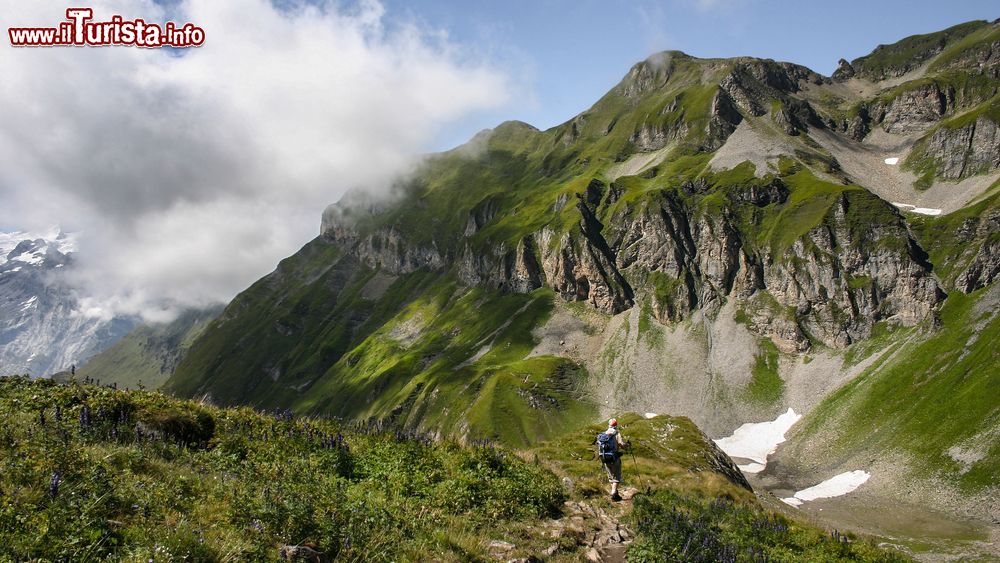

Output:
xmin=627 ymin=443 xmax=647 ymax=493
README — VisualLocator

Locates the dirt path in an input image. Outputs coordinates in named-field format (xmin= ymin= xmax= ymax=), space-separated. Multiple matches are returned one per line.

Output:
xmin=490 ymin=487 xmax=640 ymax=562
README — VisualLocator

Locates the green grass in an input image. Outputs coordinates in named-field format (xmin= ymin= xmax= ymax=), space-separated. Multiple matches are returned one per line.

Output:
xmin=532 ymin=414 xmax=754 ymax=500
xmin=745 ymin=338 xmax=783 ymax=405
xmin=793 ymin=288 xmax=1000 ymax=491
xmin=847 ymin=20 xmax=991 ymax=80
xmin=0 ymin=380 xmax=912 ymax=561
xmin=279 ymin=283 xmax=592 ymax=448
xmin=928 ymin=23 xmax=1000 ymax=72
xmin=0 ymin=376 xmax=564 ymax=561
xmin=841 ymin=321 xmax=910 ymax=368
xmin=628 ymin=489 xmax=908 ymax=562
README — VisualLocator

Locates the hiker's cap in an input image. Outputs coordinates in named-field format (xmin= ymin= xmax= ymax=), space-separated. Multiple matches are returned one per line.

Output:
xmin=608 ymin=418 xmax=618 ymax=427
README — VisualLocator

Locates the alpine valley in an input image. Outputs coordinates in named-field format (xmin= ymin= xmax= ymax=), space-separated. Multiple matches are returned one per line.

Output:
xmin=64 ymin=18 xmax=1000 ymax=560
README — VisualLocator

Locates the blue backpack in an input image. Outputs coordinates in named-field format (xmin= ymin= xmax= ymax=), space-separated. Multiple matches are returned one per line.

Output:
xmin=597 ymin=432 xmax=618 ymax=462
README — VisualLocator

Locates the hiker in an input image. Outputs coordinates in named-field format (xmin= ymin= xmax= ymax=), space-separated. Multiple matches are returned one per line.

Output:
xmin=597 ymin=418 xmax=628 ymax=501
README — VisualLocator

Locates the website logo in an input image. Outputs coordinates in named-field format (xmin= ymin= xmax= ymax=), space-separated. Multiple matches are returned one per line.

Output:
xmin=9 ymin=8 xmax=205 ymax=48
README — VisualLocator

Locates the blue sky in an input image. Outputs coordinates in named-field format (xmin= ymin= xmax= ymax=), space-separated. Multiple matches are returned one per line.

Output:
xmin=379 ymin=0 xmax=998 ymax=150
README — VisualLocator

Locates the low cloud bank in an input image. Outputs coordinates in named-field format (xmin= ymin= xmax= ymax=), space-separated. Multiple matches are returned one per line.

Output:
xmin=0 ymin=0 xmax=511 ymax=321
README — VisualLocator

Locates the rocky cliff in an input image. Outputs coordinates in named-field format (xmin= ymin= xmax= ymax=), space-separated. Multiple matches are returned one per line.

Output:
xmin=322 ymin=164 xmax=943 ymax=355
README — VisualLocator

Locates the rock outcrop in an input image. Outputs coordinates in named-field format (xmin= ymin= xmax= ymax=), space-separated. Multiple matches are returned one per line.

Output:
xmin=912 ymin=116 xmax=1000 ymax=180
xmin=872 ymin=83 xmax=952 ymax=134
xmin=326 ymin=226 xmax=444 ymax=275
xmin=954 ymin=208 xmax=1000 ymax=293
xmin=957 ymin=238 xmax=1000 ymax=293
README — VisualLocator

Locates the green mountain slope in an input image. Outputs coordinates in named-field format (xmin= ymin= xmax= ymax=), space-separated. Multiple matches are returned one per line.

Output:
xmin=76 ymin=306 xmax=222 ymax=391
xmin=769 ymin=192 xmax=1000 ymax=504
xmin=833 ymin=20 xmax=995 ymax=81
xmin=150 ymin=20 xmax=1000 ymax=553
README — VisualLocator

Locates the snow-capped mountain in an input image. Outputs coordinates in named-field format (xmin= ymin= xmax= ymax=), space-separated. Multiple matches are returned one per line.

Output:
xmin=0 ymin=228 xmax=137 ymax=377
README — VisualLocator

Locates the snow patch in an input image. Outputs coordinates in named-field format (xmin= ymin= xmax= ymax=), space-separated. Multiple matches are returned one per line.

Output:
xmin=644 ymin=412 xmax=659 ymax=419
xmin=0 ymin=227 xmax=77 ymax=266
xmin=780 ymin=470 xmax=871 ymax=507
xmin=891 ymin=202 xmax=943 ymax=216
xmin=883 ymin=157 xmax=900 ymax=165
xmin=13 ymin=251 xmax=45 ymax=265
xmin=713 ymin=408 xmax=801 ymax=471
xmin=20 ymin=297 xmax=38 ymax=312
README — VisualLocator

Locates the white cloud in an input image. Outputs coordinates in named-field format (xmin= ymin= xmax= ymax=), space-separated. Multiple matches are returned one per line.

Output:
xmin=0 ymin=0 xmax=512 ymax=321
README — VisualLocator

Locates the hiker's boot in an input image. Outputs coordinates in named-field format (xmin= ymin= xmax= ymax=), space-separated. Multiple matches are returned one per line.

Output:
xmin=611 ymin=492 xmax=622 ymax=502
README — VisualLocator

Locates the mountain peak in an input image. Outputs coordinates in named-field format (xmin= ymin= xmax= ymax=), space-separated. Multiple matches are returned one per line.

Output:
xmin=0 ymin=228 xmax=77 ymax=267
xmin=834 ymin=19 xmax=997 ymax=81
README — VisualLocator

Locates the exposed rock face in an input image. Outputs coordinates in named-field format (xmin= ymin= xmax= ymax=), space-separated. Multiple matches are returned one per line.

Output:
xmin=957 ymin=238 xmax=1000 ymax=293
xmin=706 ymin=89 xmax=743 ymax=149
xmin=872 ymin=83 xmax=951 ymax=134
xmin=456 ymin=237 xmax=543 ymax=294
xmin=535 ymin=224 xmax=635 ymax=315
xmin=718 ymin=61 xmax=823 ymax=139
xmin=762 ymin=196 xmax=942 ymax=347
xmin=955 ymin=209 xmax=1000 ymax=293
xmin=622 ymin=57 xmax=823 ymax=152
xmin=324 ymin=180 xmax=942 ymax=352
xmin=936 ymin=37 xmax=1000 ymax=77
xmin=843 ymin=81 xmax=991 ymax=140
xmin=915 ymin=116 xmax=1000 ymax=179
xmin=604 ymin=190 xmax=940 ymax=349
xmin=326 ymin=226 xmax=443 ymax=275
xmin=832 ymin=58 xmax=855 ymax=80
xmin=620 ymin=54 xmax=680 ymax=98
xmin=629 ymin=119 xmax=690 ymax=152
